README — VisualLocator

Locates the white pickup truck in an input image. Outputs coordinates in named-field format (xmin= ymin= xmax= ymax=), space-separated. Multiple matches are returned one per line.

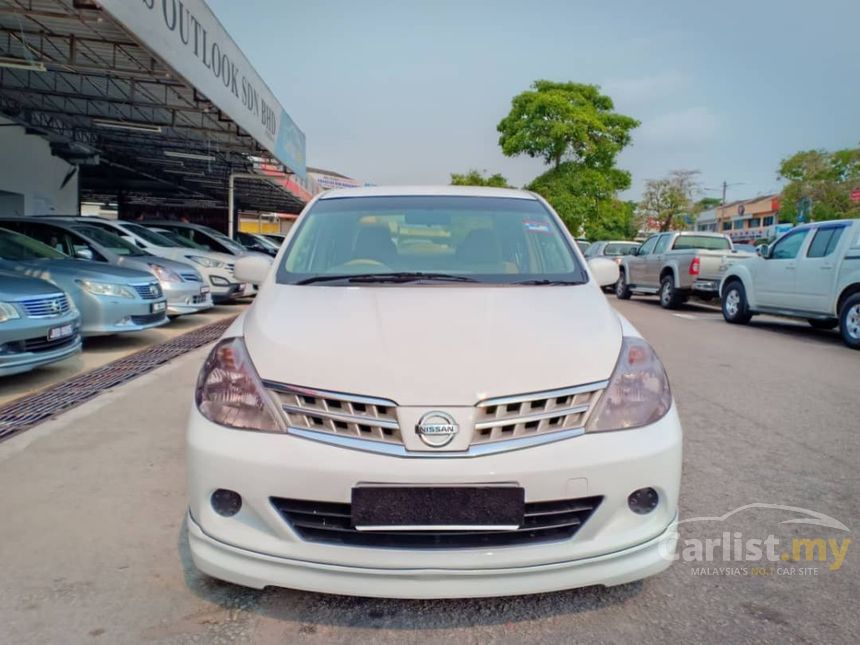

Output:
xmin=616 ymin=231 xmax=751 ymax=308
xmin=720 ymin=219 xmax=860 ymax=349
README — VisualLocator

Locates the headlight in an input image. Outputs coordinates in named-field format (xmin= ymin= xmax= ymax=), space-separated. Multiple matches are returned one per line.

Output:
xmin=186 ymin=255 xmax=225 ymax=269
xmin=0 ymin=302 xmax=21 ymax=323
xmin=586 ymin=337 xmax=672 ymax=431
xmin=195 ymin=337 xmax=286 ymax=432
xmin=148 ymin=263 xmax=182 ymax=283
xmin=75 ymin=279 xmax=136 ymax=299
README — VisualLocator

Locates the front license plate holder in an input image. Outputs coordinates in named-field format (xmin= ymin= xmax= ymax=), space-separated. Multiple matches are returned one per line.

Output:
xmin=351 ymin=486 xmax=524 ymax=531
xmin=47 ymin=324 xmax=73 ymax=341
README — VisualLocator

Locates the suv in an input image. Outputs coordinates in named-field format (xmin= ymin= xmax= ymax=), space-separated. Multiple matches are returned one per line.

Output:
xmin=720 ymin=219 xmax=860 ymax=349
xmin=616 ymin=231 xmax=751 ymax=308
xmin=186 ymin=186 xmax=682 ymax=599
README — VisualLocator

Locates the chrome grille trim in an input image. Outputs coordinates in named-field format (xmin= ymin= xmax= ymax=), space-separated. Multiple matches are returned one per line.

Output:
xmin=264 ymin=382 xmax=401 ymax=445
xmin=131 ymin=282 xmax=163 ymax=300
xmin=472 ymin=380 xmax=607 ymax=445
xmin=17 ymin=293 xmax=70 ymax=318
xmin=287 ymin=426 xmax=585 ymax=458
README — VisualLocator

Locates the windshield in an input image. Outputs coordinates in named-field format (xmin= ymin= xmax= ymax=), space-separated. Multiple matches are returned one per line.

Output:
xmin=672 ymin=235 xmax=731 ymax=251
xmin=0 ymin=227 xmax=67 ymax=260
xmin=604 ymin=242 xmax=640 ymax=256
xmin=210 ymin=231 xmax=248 ymax=255
xmin=72 ymin=225 xmax=148 ymax=256
xmin=121 ymin=222 xmax=179 ymax=247
xmin=155 ymin=229 xmax=205 ymax=249
xmin=278 ymin=195 xmax=586 ymax=285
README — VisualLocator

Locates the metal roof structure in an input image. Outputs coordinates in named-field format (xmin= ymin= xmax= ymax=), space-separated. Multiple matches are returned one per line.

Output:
xmin=0 ymin=0 xmax=315 ymax=214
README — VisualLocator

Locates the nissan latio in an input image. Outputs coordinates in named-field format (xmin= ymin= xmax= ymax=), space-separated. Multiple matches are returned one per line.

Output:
xmin=187 ymin=186 xmax=682 ymax=599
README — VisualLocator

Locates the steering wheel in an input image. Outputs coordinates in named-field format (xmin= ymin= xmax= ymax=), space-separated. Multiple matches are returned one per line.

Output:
xmin=342 ymin=258 xmax=389 ymax=269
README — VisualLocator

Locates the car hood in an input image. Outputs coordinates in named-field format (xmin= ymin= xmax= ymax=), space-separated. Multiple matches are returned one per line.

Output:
xmin=244 ymin=283 xmax=623 ymax=406
xmin=0 ymin=258 xmax=157 ymax=283
xmin=115 ymin=254 xmax=195 ymax=274
xmin=0 ymin=269 xmax=62 ymax=299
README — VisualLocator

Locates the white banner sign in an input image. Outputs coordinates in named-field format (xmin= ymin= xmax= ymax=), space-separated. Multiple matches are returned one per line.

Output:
xmin=98 ymin=0 xmax=306 ymax=178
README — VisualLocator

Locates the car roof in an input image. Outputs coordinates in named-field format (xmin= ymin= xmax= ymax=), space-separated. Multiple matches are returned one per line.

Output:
xmin=317 ymin=185 xmax=536 ymax=200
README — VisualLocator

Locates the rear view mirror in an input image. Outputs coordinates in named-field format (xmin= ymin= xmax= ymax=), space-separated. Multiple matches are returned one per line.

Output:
xmin=234 ymin=254 xmax=273 ymax=286
xmin=588 ymin=257 xmax=620 ymax=288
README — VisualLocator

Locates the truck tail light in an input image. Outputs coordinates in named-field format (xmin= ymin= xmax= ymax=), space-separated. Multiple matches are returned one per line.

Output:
xmin=689 ymin=257 xmax=700 ymax=276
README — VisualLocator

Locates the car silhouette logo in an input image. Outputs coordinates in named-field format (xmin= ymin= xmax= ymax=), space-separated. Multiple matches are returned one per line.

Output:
xmin=415 ymin=411 xmax=459 ymax=447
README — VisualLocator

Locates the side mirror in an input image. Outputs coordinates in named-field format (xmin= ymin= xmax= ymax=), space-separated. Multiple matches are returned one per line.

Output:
xmin=74 ymin=247 xmax=94 ymax=261
xmin=234 ymin=254 xmax=272 ymax=286
xmin=759 ymin=245 xmax=770 ymax=259
xmin=588 ymin=257 xmax=620 ymax=288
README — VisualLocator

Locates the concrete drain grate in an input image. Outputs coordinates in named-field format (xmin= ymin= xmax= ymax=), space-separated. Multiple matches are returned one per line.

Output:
xmin=0 ymin=316 xmax=235 ymax=443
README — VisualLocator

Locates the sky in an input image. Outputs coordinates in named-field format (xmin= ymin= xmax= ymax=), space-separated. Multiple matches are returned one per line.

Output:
xmin=209 ymin=0 xmax=859 ymax=201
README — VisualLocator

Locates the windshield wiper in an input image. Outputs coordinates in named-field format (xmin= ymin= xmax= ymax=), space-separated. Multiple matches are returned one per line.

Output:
xmin=296 ymin=272 xmax=479 ymax=285
xmin=512 ymin=279 xmax=584 ymax=285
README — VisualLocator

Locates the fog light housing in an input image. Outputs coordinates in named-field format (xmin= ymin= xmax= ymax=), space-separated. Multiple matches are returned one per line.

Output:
xmin=211 ymin=488 xmax=242 ymax=517
xmin=628 ymin=487 xmax=659 ymax=515
xmin=210 ymin=276 xmax=229 ymax=286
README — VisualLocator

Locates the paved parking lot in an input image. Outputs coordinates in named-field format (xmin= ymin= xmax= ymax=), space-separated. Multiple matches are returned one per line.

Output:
xmin=0 ymin=296 xmax=857 ymax=644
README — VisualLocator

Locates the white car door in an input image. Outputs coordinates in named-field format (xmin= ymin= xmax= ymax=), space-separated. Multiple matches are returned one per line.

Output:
xmin=794 ymin=224 xmax=849 ymax=313
xmin=755 ymin=228 xmax=811 ymax=308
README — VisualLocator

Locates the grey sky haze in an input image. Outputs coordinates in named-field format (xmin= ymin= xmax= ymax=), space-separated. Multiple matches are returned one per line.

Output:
xmin=209 ymin=0 xmax=859 ymax=201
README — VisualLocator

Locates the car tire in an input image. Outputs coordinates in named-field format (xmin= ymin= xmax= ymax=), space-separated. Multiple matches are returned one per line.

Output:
xmin=615 ymin=271 xmax=632 ymax=300
xmin=659 ymin=276 xmax=683 ymax=309
xmin=807 ymin=319 xmax=838 ymax=330
xmin=722 ymin=280 xmax=752 ymax=324
xmin=838 ymin=294 xmax=860 ymax=350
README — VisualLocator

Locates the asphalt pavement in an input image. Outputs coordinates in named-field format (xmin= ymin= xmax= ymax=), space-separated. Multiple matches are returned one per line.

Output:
xmin=0 ymin=295 xmax=857 ymax=644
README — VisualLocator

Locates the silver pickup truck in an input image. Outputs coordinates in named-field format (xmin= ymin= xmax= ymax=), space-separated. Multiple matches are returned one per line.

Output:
xmin=615 ymin=231 xmax=752 ymax=308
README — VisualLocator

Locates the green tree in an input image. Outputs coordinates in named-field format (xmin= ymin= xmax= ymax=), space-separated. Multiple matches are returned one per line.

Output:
xmin=527 ymin=162 xmax=632 ymax=236
xmin=778 ymin=147 xmax=860 ymax=222
xmin=638 ymin=170 xmax=701 ymax=232
xmin=450 ymin=169 xmax=511 ymax=188
xmin=497 ymin=80 xmax=639 ymax=237
xmin=497 ymin=80 xmax=639 ymax=170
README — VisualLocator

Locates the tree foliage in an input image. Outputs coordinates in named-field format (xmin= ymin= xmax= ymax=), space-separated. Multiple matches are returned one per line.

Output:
xmin=638 ymin=170 xmax=701 ymax=232
xmin=497 ymin=80 xmax=639 ymax=239
xmin=497 ymin=81 xmax=640 ymax=170
xmin=777 ymin=147 xmax=860 ymax=222
xmin=449 ymin=169 xmax=511 ymax=188
xmin=528 ymin=162 xmax=632 ymax=236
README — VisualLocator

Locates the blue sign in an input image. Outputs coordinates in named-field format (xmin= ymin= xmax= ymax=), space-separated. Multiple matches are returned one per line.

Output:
xmin=275 ymin=109 xmax=307 ymax=179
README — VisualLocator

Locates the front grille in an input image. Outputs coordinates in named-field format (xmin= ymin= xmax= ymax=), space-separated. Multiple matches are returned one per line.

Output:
xmin=131 ymin=283 xmax=163 ymax=300
xmin=472 ymin=382 xmax=604 ymax=444
xmin=266 ymin=383 xmax=401 ymax=444
xmin=22 ymin=335 xmax=78 ymax=353
xmin=131 ymin=313 xmax=166 ymax=325
xmin=18 ymin=293 xmax=71 ymax=318
xmin=181 ymin=272 xmax=202 ymax=282
xmin=271 ymin=496 xmax=603 ymax=548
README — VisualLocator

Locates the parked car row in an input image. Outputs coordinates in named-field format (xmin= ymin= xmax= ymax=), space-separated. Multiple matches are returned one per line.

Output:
xmin=0 ymin=216 xmax=275 ymax=378
xmin=599 ymin=220 xmax=860 ymax=350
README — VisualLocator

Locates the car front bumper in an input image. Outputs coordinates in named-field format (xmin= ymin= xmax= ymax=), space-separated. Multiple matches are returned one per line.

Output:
xmin=187 ymin=404 xmax=682 ymax=598
xmin=0 ymin=335 xmax=81 ymax=377
xmin=163 ymin=282 xmax=213 ymax=316
xmin=78 ymin=295 xmax=169 ymax=336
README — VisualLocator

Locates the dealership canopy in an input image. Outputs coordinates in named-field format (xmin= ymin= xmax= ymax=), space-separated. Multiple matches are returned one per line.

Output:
xmin=0 ymin=0 xmax=314 ymax=212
